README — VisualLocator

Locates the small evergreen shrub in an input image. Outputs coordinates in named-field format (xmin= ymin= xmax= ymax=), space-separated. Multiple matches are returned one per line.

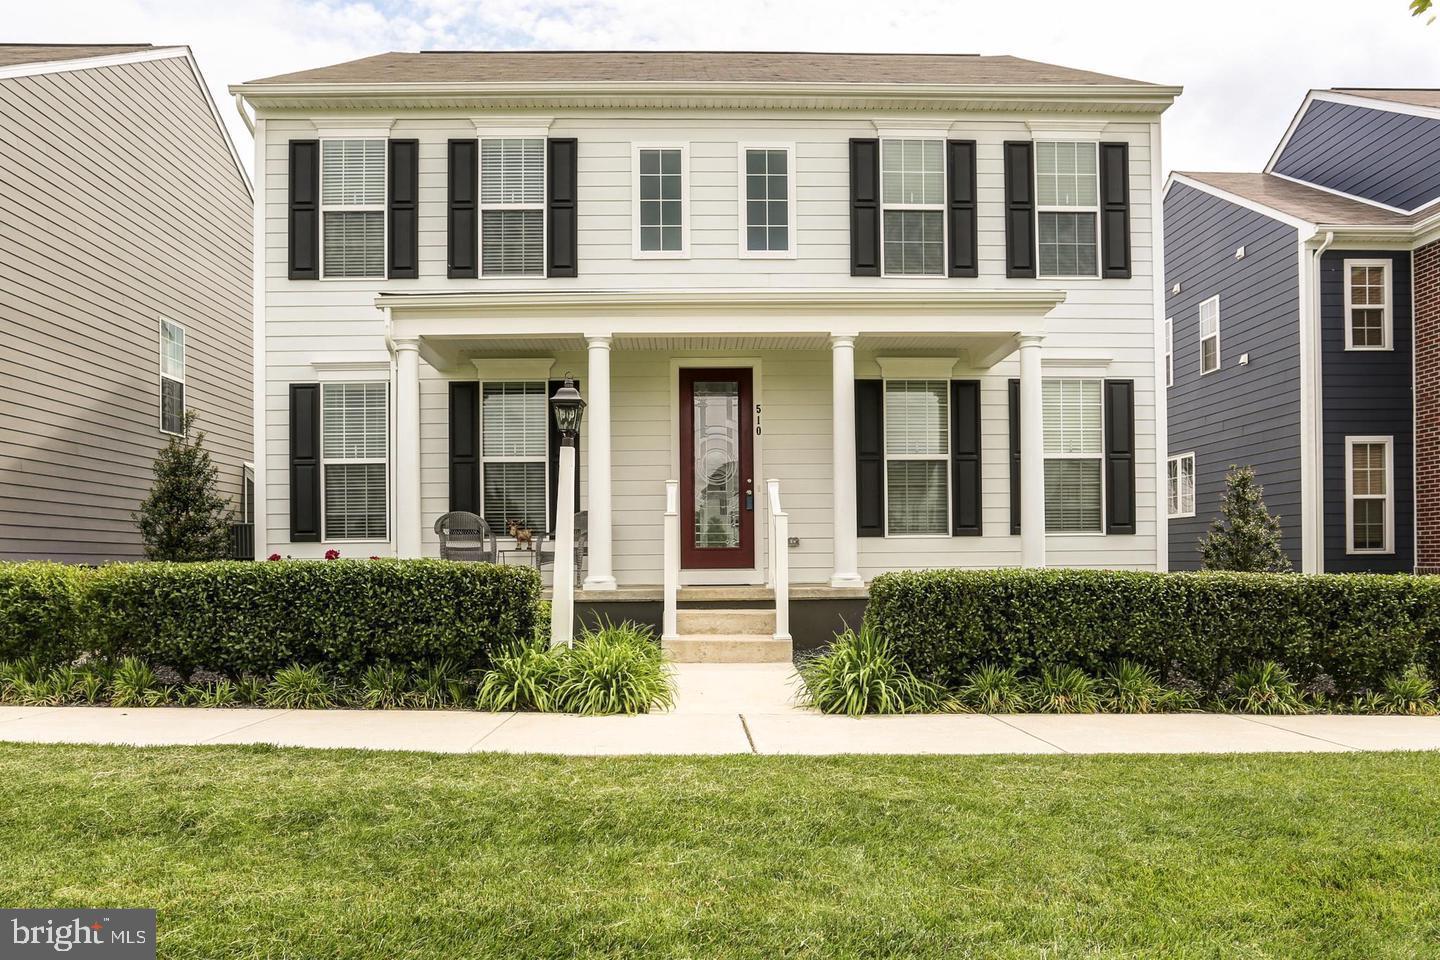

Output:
xmin=1200 ymin=465 xmax=1292 ymax=573
xmin=134 ymin=412 xmax=234 ymax=562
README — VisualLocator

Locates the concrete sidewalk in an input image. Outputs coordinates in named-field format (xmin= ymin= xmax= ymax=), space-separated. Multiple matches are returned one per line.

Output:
xmin=0 ymin=664 xmax=1438 ymax=755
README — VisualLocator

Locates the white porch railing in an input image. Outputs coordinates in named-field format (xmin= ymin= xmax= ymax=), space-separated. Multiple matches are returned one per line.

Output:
xmin=765 ymin=479 xmax=791 ymax=642
xmin=662 ymin=479 xmax=679 ymax=641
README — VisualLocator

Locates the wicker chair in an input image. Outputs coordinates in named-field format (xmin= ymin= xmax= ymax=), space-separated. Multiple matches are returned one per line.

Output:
xmin=434 ymin=511 xmax=498 ymax=563
xmin=536 ymin=511 xmax=588 ymax=587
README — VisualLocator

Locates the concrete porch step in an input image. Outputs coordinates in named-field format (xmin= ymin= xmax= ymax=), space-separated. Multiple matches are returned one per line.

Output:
xmin=676 ymin=608 xmax=775 ymax=636
xmin=663 ymin=635 xmax=794 ymax=664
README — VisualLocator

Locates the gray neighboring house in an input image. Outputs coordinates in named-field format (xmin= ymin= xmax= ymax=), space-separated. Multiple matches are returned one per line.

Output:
xmin=0 ymin=44 xmax=253 ymax=563
xmin=1163 ymin=88 xmax=1440 ymax=573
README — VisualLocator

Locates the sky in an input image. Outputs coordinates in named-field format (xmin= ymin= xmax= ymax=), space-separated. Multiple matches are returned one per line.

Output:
xmin=9 ymin=0 xmax=1440 ymax=176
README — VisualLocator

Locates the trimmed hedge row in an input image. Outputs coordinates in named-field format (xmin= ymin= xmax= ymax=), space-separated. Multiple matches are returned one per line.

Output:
xmin=865 ymin=569 xmax=1440 ymax=696
xmin=0 ymin=560 xmax=540 ymax=677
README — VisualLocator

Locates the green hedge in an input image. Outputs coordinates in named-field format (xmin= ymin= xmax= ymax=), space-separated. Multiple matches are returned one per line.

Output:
xmin=865 ymin=569 xmax=1440 ymax=696
xmin=2 ymin=559 xmax=540 ymax=677
xmin=0 ymin=563 xmax=89 ymax=664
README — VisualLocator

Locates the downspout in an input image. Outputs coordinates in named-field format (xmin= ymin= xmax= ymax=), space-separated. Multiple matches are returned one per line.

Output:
xmin=233 ymin=94 xmax=255 ymax=136
xmin=1303 ymin=230 xmax=1334 ymax=573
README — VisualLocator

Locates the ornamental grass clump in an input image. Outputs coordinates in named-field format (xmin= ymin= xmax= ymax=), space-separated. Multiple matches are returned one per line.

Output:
xmin=1024 ymin=665 xmax=1102 ymax=714
xmin=1100 ymin=660 xmax=1195 ymax=714
xmin=797 ymin=624 xmax=942 ymax=717
xmin=1374 ymin=665 xmax=1437 ymax=716
xmin=475 ymin=642 xmax=563 ymax=712
xmin=956 ymin=664 xmax=1027 ymax=713
xmin=553 ymin=621 xmax=674 ymax=716
xmin=262 ymin=664 xmax=337 ymax=710
xmin=1226 ymin=661 xmax=1308 ymax=715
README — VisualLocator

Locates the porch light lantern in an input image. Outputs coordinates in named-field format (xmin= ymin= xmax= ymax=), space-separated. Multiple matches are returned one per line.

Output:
xmin=550 ymin=377 xmax=585 ymax=443
xmin=549 ymin=376 xmax=584 ymax=648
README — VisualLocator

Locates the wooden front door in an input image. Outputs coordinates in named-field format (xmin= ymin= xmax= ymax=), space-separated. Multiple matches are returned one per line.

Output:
xmin=679 ymin=368 xmax=755 ymax=570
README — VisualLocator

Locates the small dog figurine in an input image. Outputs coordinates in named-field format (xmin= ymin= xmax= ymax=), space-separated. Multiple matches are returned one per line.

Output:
xmin=507 ymin=518 xmax=535 ymax=550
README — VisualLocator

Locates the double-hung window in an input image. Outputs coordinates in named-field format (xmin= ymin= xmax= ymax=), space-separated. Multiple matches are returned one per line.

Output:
xmin=883 ymin=380 xmax=949 ymax=535
xmin=1035 ymin=141 xmax=1099 ymax=278
xmin=159 ymin=319 xmax=185 ymax=436
xmin=320 ymin=139 xmax=386 ymax=279
xmin=1199 ymin=296 xmax=1221 ymax=374
xmin=635 ymin=146 xmax=687 ymax=256
xmin=740 ymin=146 xmax=793 ymax=257
xmin=1043 ymin=379 xmax=1104 ymax=532
xmin=1164 ymin=318 xmax=1174 ymax=388
xmin=321 ymin=382 xmax=388 ymax=540
xmin=880 ymin=139 xmax=944 ymax=276
xmin=1346 ymin=436 xmax=1393 ymax=553
xmin=1167 ymin=453 xmax=1195 ymax=518
xmin=482 ymin=382 xmax=549 ymax=534
xmin=481 ymin=138 xmax=545 ymax=276
xmin=1344 ymin=259 xmax=1392 ymax=350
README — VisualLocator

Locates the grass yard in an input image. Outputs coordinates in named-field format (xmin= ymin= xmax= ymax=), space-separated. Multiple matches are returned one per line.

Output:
xmin=1 ymin=745 xmax=1438 ymax=958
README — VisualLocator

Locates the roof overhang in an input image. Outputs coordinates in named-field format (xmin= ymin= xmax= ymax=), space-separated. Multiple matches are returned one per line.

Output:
xmin=231 ymin=79 xmax=1181 ymax=115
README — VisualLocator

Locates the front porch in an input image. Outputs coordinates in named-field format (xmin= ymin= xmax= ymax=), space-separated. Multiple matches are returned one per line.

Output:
xmin=381 ymin=288 xmax=1069 ymax=598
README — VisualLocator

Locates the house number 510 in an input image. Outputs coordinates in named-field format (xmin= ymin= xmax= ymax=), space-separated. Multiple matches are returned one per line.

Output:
xmin=755 ymin=404 xmax=762 ymax=435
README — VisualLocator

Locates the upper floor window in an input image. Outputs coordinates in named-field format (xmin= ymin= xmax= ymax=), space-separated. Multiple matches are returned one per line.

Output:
xmin=1164 ymin=318 xmax=1174 ymax=388
xmin=481 ymin=138 xmax=545 ymax=276
xmin=740 ymin=146 xmax=793 ymax=257
xmin=160 ymin=319 xmax=185 ymax=436
xmin=1199 ymin=296 xmax=1221 ymax=374
xmin=881 ymin=139 xmax=944 ymax=276
xmin=1344 ymin=259 xmax=1392 ymax=350
xmin=481 ymin=381 xmax=548 ymax=534
xmin=1167 ymin=453 xmax=1195 ymax=518
xmin=320 ymin=139 xmax=386 ymax=279
xmin=321 ymin=382 xmax=388 ymax=540
xmin=1346 ymin=436 xmax=1393 ymax=554
xmin=634 ymin=146 xmax=688 ymax=257
xmin=883 ymin=380 xmax=949 ymax=535
xmin=1043 ymin=379 xmax=1104 ymax=532
xmin=1035 ymin=141 xmax=1099 ymax=278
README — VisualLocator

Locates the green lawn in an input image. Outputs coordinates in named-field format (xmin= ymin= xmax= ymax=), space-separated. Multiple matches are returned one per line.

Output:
xmin=1 ymin=745 xmax=1438 ymax=958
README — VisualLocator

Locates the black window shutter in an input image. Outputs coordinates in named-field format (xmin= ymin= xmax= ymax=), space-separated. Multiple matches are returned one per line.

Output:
xmin=1003 ymin=141 xmax=1036 ymax=279
xmin=1008 ymin=379 xmax=1021 ymax=534
xmin=288 ymin=140 xmax=319 ymax=280
xmin=448 ymin=382 xmax=480 ymax=514
xmin=547 ymin=379 xmax=580 ymax=530
xmin=388 ymin=139 xmax=419 ymax=279
xmin=289 ymin=383 xmax=321 ymax=542
xmin=946 ymin=140 xmax=978 ymax=278
xmin=1099 ymin=142 xmax=1131 ymax=279
xmin=950 ymin=380 xmax=982 ymax=535
xmin=849 ymin=139 xmax=881 ymax=276
xmin=547 ymin=138 xmax=579 ymax=278
xmin=1104 ymin=379 xmax=1136 ymax=534
xmin=447 ymin=139 xmax=478 ymax=279
xmin=855 ymin=379 xmax=885 ymax=536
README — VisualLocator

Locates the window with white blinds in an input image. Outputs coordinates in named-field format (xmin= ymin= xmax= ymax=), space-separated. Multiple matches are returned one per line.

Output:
xmin=320 ymin=139 xmax=386 ymax=279
xmin=1035 ymin=141 xmax=1099 ymax=278
xmin=159 ymin=319 xmax=185 ymax=435
xmin=481 ymin=381 xmax=548 ymax=533
xmin=1043 ymin=379 xmax=1104 ymax=532
xmin=884 ymin=380 xmax=949 ymax=535
xmin=321 ymin=382 xmax=388 ymax=540
xmin=880 ymin=139 xmax=944 ymax=276
xmin=1167 ymin=453 xmax=1195 ymax=518
xmin=480 ymin=138 xmax=545 ymax=276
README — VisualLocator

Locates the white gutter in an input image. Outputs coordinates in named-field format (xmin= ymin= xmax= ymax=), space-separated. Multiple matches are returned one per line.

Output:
xmin=233 ymin=93 xmax=254 ymax=136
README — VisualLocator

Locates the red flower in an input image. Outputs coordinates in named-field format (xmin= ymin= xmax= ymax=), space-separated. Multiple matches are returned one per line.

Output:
xmin=324 ymin=549 xmax=341 ymax=560
xmin=267 ymin=553 xmax=282 ymax=562
xmin=369 ymin=555 xmax=381 ymax=561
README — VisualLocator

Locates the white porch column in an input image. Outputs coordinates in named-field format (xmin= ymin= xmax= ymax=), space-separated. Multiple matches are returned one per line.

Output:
xmin=584 ymin=336 xmax=616 ymax=590
xmin=830 ymin=335 xmax=863 ymax=587
xmin=393 ymin=338 xmax=423 ymax=559
xmin=1018 ymin=334 xmax=1046 ymax=568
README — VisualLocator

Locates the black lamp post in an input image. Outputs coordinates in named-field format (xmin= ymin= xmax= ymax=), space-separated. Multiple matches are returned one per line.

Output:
xmin=550 ymin=376 xmax=586 ymax=447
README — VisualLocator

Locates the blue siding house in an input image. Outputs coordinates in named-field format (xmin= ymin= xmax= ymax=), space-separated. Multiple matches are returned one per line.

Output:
xmin=1163 ymin=89 xmax=1440 ymax=573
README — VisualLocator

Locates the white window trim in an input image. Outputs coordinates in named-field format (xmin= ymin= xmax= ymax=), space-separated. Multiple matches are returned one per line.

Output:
xmin=879 ymin=137 xmax=947 ymax=278
xmin=1164 ymin=318 xmax=1174 ymax=388
xmin=479 ymin=379 xmax=551 ymax=540
xmin=320 ymin=381 xmax=389 ymax=543
xmin=159 ymin=318 xmax=185 ymax=437
xmin=1345 ymin=435 xmax=1395 ymax=555
xmin=1042 ymin=378 xmax=1106 ymax=535
xmin=736 ymin=142 xmax=797 ymax=260
xmin=881 ymin=379 xmax=951 ymax=538
xmin=477 ymin=135 xmax=548 ymax=278
xmin=632 ymin=143 xmax=690 ymax=260
xmin=1343 ymin=258 xmax=1393 ymax=351
xmin=1167 ymin=452 xmax=1196 ymax=519
xmin=318 ymin=137 xmax=388 ymax=281
xmin=1198 ymin=295 xmax=1221 ymax=375
xmin=1035 ymin=140 xmax=1101 ymax=280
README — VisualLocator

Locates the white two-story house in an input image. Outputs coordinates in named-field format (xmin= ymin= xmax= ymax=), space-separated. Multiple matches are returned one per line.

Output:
xmin=232 ymin=51 xmax=1179 ymax=650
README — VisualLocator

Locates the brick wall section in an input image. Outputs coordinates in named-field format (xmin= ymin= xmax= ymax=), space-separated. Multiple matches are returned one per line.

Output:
xmin=1415 ymin=239 xmax=1440 ymax=572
